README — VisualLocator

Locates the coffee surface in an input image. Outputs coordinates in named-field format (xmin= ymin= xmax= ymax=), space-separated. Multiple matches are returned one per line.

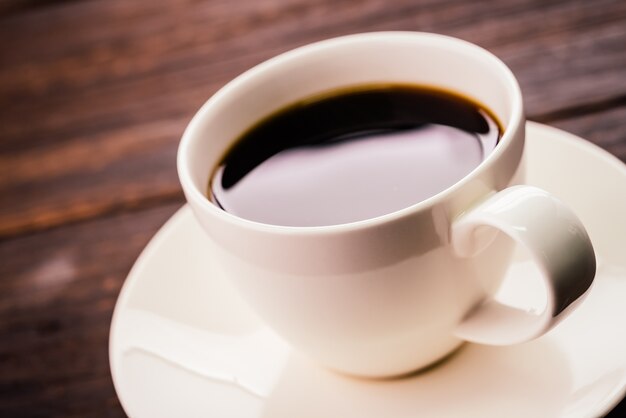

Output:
xmin=209 ymin=84 xmax=502 ymax=226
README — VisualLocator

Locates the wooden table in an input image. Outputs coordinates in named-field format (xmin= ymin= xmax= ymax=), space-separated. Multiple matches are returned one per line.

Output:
xmin=1 ymin=0 xmax=625 ymax=416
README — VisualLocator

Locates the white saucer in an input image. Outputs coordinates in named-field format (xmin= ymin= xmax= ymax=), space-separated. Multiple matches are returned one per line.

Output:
xmin=110 ymin=122 xmax=626 ymax=418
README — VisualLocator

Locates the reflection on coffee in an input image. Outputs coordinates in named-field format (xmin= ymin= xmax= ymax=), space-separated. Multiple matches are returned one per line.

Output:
xmin=209 ymin=84 xmax=503 ymax=227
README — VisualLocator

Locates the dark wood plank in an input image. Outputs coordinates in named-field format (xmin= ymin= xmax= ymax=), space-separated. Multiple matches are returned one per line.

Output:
xmin=0 ymin=116 xmax=185 ymax=238
xmin=0 ymin=202 xmax=181 ymax=417
xmin=1 ymin=0 xmax=625 ymax=152
xmin=1 ymin=0 xmax=625 ymax=142
xmin=0 ymin=0 xmax=81 ymax=16
xmin=2 ymin=0 xmax=626 ymax=238
xmin=550 ymin=105 xmax=626 ymax=161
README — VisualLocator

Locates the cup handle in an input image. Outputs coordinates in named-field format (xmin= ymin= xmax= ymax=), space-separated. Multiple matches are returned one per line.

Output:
xmin=451 ymin=185 xmax=596 ymax=345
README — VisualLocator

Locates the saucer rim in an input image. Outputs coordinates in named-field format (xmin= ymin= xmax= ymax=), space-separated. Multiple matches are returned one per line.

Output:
xmin=527 ymin=122 xmax=626 ymax=417
xmin=109 ymin=121 xmax=626 ymax=418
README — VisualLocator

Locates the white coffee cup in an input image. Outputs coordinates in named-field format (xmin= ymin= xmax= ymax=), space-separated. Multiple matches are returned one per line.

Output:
xmin=177 ymin=32 xmax=596 ymax=378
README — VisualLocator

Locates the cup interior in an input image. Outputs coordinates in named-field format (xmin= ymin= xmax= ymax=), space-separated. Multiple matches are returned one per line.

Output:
xmin=179 ymin=32 xmax=522 ymax=211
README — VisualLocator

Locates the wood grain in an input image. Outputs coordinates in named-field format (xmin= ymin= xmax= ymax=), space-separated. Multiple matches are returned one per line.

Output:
xmin=0 ymin=0 xmax=80 ymax=16
xmin=1 ymin=0 xmax=626 ymax=416
xmin=2 ymin=0 xmax=626 ymax=239
xmin=0 ymin=202 xmax=179 ymax=418
xmin=551 ymin=105 xmax=626 ymax=159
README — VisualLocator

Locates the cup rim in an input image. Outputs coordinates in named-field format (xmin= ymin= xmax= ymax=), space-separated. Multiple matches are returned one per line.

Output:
xmin=177 ymin=31 xmax=524 ymax=235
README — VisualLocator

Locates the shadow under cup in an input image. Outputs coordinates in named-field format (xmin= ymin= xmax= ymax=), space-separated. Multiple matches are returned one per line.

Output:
xmin=178 ymin=32 xmax=526 ymax=377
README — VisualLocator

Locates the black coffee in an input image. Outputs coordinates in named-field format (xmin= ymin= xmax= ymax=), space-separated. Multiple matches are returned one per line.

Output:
xmin=209 ymin=84 xmax=502 ymax=227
